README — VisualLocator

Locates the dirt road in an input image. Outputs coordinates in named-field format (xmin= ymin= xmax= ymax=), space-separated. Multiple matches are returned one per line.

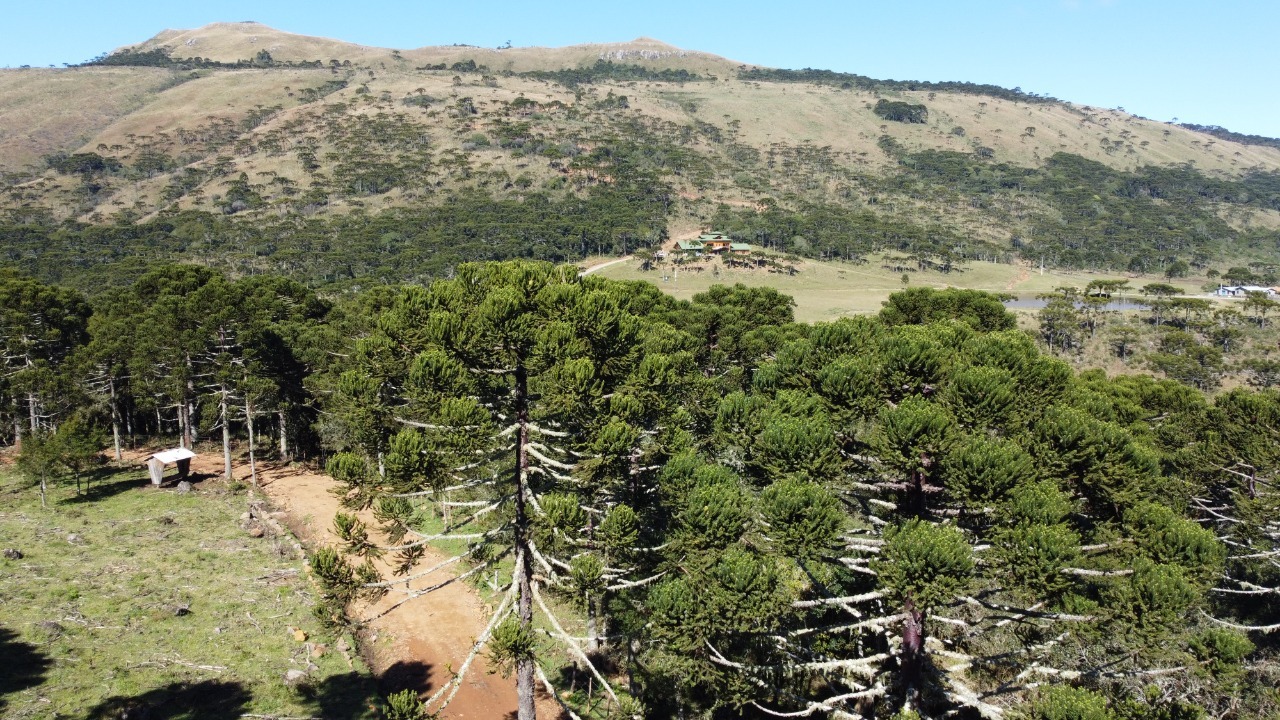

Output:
xmin=579 ymin=256 xmax=633 ymax=275
xmin=125 ymin=448 xmax=561 ymax=719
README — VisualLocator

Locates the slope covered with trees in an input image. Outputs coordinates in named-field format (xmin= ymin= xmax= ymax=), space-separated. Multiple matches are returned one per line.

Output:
xmin=3 ymin=24 xmax=1280 ymax=291
xmin=12 ymin=260 xmax=1280 ymax=718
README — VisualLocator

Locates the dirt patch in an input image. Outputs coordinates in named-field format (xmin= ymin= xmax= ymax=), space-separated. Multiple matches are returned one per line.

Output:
xmin=120 ymin=447 xmax=561 ymax=719
xmin=1006 ymin=262 xmax=1032 ymax=291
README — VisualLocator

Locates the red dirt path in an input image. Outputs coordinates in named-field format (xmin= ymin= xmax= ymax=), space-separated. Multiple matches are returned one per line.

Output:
xmin=123 ymin=448 xmax=562 ymax=719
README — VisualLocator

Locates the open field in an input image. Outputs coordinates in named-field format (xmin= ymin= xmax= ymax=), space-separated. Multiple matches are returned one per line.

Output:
xmin=4 ymin=21 xmax=1280 ymax=229
xmin=0 ymin=459 xmax=381 ymax=719
xmin=588 ymin=253 xmax=1213 ymax=323
xmin=0 ymin=67 xmax=178 ymax=170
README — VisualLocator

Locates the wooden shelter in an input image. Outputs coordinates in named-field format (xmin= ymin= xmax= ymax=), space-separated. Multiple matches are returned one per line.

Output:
xmin=147 ymin=448 xmax=196 ymax=486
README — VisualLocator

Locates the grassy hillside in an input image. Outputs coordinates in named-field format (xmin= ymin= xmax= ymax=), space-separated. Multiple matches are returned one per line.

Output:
xmin=0 ymin=67 xmax=179 ymax=170
xmin=589 ymin=253 xmax=1210 ymax=322
xmin=121 ymin=22 xmax=739 ymax=75
xmin=2 ymin=22 xmax=1280 ymax=289
xmin=0 ymin=461 xmax=380 ymax=718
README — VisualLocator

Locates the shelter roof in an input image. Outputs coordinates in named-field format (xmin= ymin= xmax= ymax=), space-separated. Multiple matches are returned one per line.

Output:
xmin=150 ymin=448 xmax=197 ymax=464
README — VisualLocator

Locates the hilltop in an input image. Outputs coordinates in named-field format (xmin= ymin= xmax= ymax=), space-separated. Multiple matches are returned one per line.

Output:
xmin=120 ymin=22 xmax=734 ymax=74
xmin=1 ymin=22 xmax=1279 ymax=289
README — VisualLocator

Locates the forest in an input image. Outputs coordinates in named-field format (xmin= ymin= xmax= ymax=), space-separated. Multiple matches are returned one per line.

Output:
xmin=7 ymin=260 xmax=1280 ymax=719
xmin=736 ymin=68 xmax=1057 ymax=104
xmin=15 ymin=146 xmax=1280 ymax=292
xmin=10 ymin=36 xmax=1280 ymax=287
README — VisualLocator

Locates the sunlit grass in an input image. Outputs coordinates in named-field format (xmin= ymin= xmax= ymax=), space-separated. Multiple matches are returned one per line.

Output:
xmin=0 ymin=462 xmax=380 ymax=718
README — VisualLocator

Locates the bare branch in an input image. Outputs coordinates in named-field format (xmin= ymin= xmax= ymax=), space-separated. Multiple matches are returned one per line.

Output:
xmin=793 ymin=591 xmax=885 ymax=608
xmin=531 ymin=581 xmax=619 ymax=704
xmin=1201 ymin=610 xmax=1280 ymax=633
xmin=424 ymin=580 xmax=517 ymax=712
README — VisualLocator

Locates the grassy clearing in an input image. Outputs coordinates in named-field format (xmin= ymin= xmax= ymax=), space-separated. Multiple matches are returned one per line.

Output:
xmin=591 ymin=254 xmax=1208 ymax=323
xmin=0 ymin=67 xmax=178 ymax=170
xmin=0 ymin=461 xmax=380 ymax=719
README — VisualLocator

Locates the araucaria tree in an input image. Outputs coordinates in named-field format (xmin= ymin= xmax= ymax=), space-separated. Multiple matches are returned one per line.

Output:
xmin=8 ymin=260 xmax=1279 ymax=717
xmin=321 ymin=262 xmax=688 ymax=719
xmin=643 ymin=310 xmax=1240 ymax=718
xmin=309 ymin=276 xmax=1272 ymax=719
xmin=0 ymin=271 xmax=91 ymax=444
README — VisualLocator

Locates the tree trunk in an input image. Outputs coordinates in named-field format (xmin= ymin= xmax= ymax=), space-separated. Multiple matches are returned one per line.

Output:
xmin=221 ymin=386 xmax=233 ymax=480
xmin=245 ymin=394 xmax=258 ymax=487
xmin=586 ymin=594 xmax=598 ymax=653
xmin=12 ymin=416 xmax=21 ymax=451
xmin=184 ymin=356 xmax=197 ymax=448
xmin=188 ymin=398 xmax=198 ymax=445
xmin=594 ymin=595 xmax=608 ymax=652
xmin=513 ymin=362 xmax=536 ymax=720
xmin=109 ymin=379 xmax=122 ymax=462
xmin=278 ymin=410 xmax=289 ymax=462
xmin=901 ymin=596 xmax=925 ymax=710
xmin=28 ymin=392 xmax=38 ymax=433
xmin=627 ymin=639 xmax=638 ymax=693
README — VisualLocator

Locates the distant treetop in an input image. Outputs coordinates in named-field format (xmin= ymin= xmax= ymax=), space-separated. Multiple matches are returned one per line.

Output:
xmin=1178 ymin=123 xmax=1280 ymax=150
xmin=738 ymin=66 xmax=1056 ymax=104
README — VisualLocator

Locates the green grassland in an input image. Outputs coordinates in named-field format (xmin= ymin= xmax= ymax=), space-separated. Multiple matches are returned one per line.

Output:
xmin=0 ymin=462 xmax=380 ymax=719
xmin=3 ymin=23 xmax=1280 ymax=312
xmin=591 ymin=253 xmax=1212 ymax=323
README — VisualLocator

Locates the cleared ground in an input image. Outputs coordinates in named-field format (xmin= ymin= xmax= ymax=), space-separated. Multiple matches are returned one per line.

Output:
xmin=588 ymin=253 xmax=1210 ymax=323
xmin=0 ymin=457 xmax=380 ymax=719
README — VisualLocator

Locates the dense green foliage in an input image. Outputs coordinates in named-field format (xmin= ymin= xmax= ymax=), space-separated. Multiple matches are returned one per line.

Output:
xmin=874 ymin=99 xmax=929 ymax=124
xmin=706 ymin=200 xmax=988 ymax=266
xmin=304 ymin=264 xmax=1280 ymax=718
xmin=518 ymin=60 xmax=705 ymax=88
xmin=11 ymin=255 xmax=1280 ymax=719
xmin=738 ymin=67 xmax=1057 ymax=103
xmin=0 ymin=179 xmax=670 ymax=290
xmin=891 ymin=149 xmax=1280 ymax=269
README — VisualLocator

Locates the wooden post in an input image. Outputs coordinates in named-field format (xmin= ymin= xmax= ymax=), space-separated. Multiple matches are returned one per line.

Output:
xmin=147 ymin=458 xmax=165 ymax=486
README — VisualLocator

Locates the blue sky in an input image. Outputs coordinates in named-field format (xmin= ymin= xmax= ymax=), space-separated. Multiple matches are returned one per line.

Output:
xmin=5 ymin=0 xmax=1278 ymax=137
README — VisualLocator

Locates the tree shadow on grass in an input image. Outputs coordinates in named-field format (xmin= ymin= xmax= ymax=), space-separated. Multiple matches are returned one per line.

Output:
xmin=298 ymin=670 xmax=387 ymax=719
xmin=0 ymin=626 xmax=53 ymax=714
xmin=293 ymin=661 xmax=431 ymax=719
xmin=377 ymin=659 xmax=434 ymax=696
xmin=62 ymin=466 xmax=148 ymax=504
xmin=81 ymin=679 xmax=250 ymax=720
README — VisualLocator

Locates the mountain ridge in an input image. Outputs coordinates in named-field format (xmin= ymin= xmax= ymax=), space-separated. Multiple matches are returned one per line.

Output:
xmin=2 ymin=22 xmax=1279 ymax=289
xmin=114 ymin=22 xmax=740 ymax=74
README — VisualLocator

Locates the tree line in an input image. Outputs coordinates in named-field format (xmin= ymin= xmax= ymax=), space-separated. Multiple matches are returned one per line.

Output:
xmin=13 ymin=261 xmax=1280 ymax=719
xmin=2 ymin=265 xmax=333 ymax=500
xmin=737 ymin=67 xmax=1057 ymax=104
xmin=890 ymin=149 xmax=1280 ymax=272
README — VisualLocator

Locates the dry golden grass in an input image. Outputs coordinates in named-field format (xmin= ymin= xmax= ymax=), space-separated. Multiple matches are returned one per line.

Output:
xmin=1220 ymin=206 xmax=1280 ymax=232
xmin=127 ymin=23 xmax=739 ymax=76
xmin=591 ymin=254 xmax=1211 ymax=323
xmin=124 ymin=22 xmax=398 ymax=66
xmin=5 ymin=22 xmax=1279 ymax=225
xmin=84 ymin=68 xmax=328 ymax=150
xmin=0 ymin=68 xmax=177 ymax=170
xmin=696 ymin=81 xmax=1280 ymax=175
